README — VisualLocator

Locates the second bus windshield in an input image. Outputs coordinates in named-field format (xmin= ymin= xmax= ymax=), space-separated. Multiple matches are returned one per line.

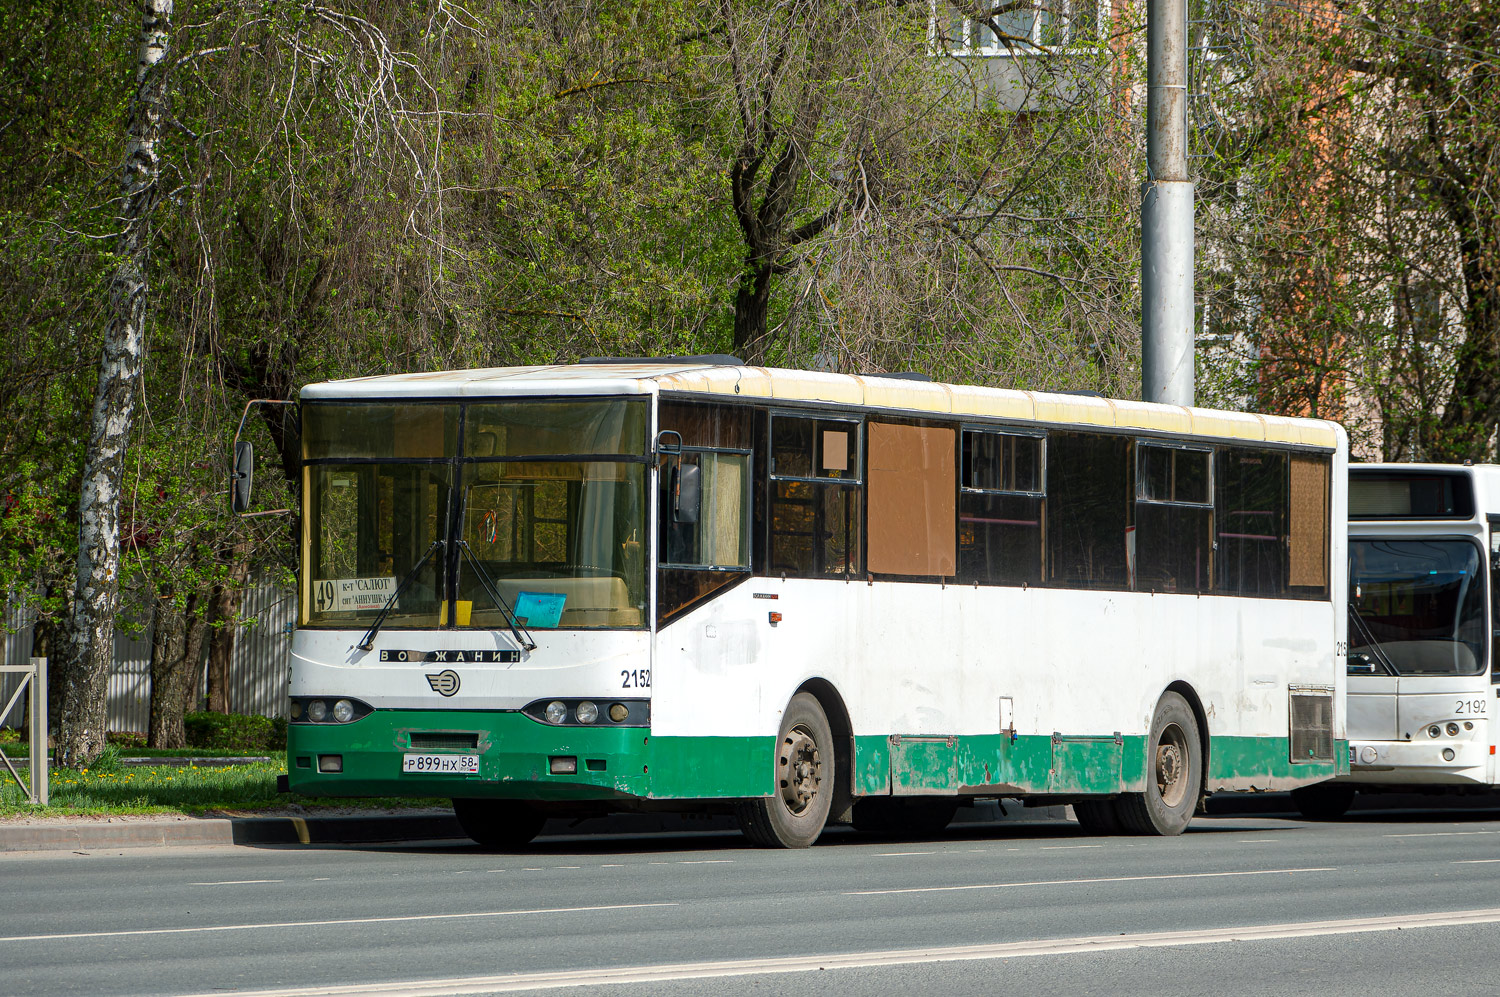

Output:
xmin=1349 ymin=538 xmax=1486 ymax=675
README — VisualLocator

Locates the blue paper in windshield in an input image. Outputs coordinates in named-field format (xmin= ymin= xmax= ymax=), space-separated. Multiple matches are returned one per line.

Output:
xmin=514 ymin=591 xmax=567 ymax=628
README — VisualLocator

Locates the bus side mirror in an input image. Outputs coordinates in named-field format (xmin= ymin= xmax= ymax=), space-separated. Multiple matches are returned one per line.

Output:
xmin=674 ymin=463 xmax=701 ymax=524
xmin=231 ymin=440 xmax=255 ymax=514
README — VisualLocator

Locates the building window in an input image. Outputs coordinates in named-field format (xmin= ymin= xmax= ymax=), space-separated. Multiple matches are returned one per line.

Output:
xmin=932 ymin=0 xmax=1103 ymax=54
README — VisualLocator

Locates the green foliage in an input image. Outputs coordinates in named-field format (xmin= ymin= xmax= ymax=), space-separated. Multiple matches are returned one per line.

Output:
xmin=183 ymin=711 xmax=288 ymax=752
xmin=0 ymin=756 xmax=447 ymax=817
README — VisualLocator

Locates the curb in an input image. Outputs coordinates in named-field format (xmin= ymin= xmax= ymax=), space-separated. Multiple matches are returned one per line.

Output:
xmin=2 ymin=799 xmax=1069 ymax=853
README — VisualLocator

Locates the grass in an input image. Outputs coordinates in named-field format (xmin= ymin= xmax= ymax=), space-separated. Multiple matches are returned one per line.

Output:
xmin=1 ymin=746 xmax=277 ymax=759
xmin=0 ymin=749 xmax=448 ymax=819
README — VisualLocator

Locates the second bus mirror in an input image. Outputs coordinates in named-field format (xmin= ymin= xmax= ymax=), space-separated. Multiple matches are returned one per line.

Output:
xmin=674 ymin=462 xmax=701 ymax=524
xmin=231 ymin=440 xmax=254 ymax=514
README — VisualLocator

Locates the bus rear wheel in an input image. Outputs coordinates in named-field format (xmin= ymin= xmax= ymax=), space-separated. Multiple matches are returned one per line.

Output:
xmin=1072 ymin=798 xmax=1122 ymax=834
xmin=1114 ymin=692 xmax=1202 ymax=836
xmin=1290 ymin=783 xmax=1355 ymax=820
xmin=452 ymin=798 xmax=547 ymax=850
xmin=736 ymin=692 xmax=834 ymax=848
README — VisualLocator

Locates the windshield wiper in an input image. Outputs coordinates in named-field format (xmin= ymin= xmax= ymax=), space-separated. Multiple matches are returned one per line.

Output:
xmin=1347 ymin=604 xmax=1400 ymax=676
xmin=356 ymin=539 xmax=445 ymax=652
xmin=456 ymin=540 xmax=537 ymax=652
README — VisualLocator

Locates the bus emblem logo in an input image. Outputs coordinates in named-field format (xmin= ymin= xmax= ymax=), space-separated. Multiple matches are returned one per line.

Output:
xmin=426 ymin=669 xmax=461 ymax=697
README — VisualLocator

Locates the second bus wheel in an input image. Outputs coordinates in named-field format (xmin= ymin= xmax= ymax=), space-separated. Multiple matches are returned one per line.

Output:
xmin=1114 ymin=691 xmax=1202 ymax=836
xmin=736 ymin=692 xmax=835 ymax=848
xmin=452 ymin=798 xmax=547 ymax=850
xmin=1290 ymin=783 xmax=1356 ymax=820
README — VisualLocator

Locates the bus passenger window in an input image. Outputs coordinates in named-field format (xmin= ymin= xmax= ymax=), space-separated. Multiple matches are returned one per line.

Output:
xmin=767 ymin=415 xmax=863 ymax=578
xmin=1215 ymin=448 xmax=1287 ymax=596
xmin=1133 ymin=443 xmax=1214 ymax=593
xmin=1287 ymin=455 xmax=1331 ymax=596
xmin=868 ymin=422 xmax=956 ymax=578
xmin=1046 ymin=432 xmax=1130 ymax=589
xmin=958 ymin=430 xmax=1043 ymax=586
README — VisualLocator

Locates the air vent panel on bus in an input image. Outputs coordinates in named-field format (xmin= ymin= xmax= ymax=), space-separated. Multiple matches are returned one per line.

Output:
xmin=1289 ymin=687 xmax=1335 ymax=763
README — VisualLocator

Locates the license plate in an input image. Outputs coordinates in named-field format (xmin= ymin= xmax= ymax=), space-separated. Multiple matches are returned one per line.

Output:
xmin=402 ymin=753 xmax=479 ymax=774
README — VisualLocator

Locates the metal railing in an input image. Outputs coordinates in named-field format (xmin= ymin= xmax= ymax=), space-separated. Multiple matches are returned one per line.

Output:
xmin=0 ymin=657 xmax=48 ymax=805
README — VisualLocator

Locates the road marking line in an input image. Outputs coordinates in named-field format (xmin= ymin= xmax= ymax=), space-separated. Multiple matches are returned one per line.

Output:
xmin=1239 ymin=839 xmax=1279 ymax=842
xmin=0 ymin=903 xmax=677 ymax=944
xmin=877 ymin=851 xmax=935 ymax=857
xmin=678 ymin=860 xmax=734 ymax=865
xmin=846 ymin=866 xmax=1334 ymax=896
xmin=1385 ymin=831 xmax=1500 ymax=838
xmin=1454 ymin=859 xmax=1500 ymax=864
xmin=554 ymin=866 xmax=580 ymax=870
xmin=164 ymin=907 xmax=1500 ymax=996
xmin=1041 ymin=845 xmax=1103 ymax=850
xmin=190 ymin=880 xmax=284 ymax=886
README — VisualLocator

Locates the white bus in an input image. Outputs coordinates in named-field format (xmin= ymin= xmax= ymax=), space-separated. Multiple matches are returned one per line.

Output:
xmin=1292 ymin=463 xmax=1498 ymax=818
xmin=279 ymin=358 xmax=1349 ymax=847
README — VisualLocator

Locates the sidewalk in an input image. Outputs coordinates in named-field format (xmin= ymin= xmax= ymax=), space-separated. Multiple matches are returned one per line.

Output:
xmin=0 ymin=799 xmax=1069 ymax=853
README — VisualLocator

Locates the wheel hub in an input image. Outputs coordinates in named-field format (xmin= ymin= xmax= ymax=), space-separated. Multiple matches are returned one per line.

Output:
xmin=1156 ymin=723 xmax=1188 ymax=808
xmin=778 ymin=727 xmax=822 ymax=816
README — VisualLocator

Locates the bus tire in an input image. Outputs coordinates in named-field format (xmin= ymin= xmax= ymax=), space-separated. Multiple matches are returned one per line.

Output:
xmin=1072 ymin=798 xmax=1121 ymax=834
xmin=1114 ymin=692 xmax=1201 ymax=836
xmin=1290 ymin=783 xmax=1355 ymax=820
xmin=851 ymin=797 xmax=959 ymax=838
xmin=736 ymin=692 xmax=834 ymax=848
xmin=452 ymin=798 xmax=547 ymax=850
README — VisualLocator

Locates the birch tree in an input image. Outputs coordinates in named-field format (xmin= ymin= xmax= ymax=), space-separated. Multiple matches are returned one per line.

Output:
xmin=53 ymin=0 xmax=174 ymax=768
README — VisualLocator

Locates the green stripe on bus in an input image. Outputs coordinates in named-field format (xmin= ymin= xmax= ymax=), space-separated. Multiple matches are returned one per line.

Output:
xmin=285 ymin=711 xmax=1342 ymax=802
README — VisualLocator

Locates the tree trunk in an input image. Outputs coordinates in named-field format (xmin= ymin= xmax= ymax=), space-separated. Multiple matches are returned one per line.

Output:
xmin=732 ymin=264 xmax=774 ymax=365
xmin=206 ymin=548 xmax=250 ymax=714
xmin=53 ymin=0 xmax=174 ymax=769
xmin=148 ymin=587 xmax=208 ymax=749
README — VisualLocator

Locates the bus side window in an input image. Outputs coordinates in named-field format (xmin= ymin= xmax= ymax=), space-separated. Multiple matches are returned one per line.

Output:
xmin=867 ymin=422 xmax=956 ymax=578
xmin=1046 ymin=432 xmax=1130 ymax=589
xmin=1215 ymin=448 xmax=1287 ymax=596
xmin=1287 ymin=455 xmax=1332 ymax=597
xmin=1133 ymin=442 xmax=1214 ymax=594
xmin=767 ymin=414 xmax=863 ymax=578
xmin=957 ymin=429 xmax=1044 ymax=586
xmin=657 ymin=401 xmax=754 ymax=624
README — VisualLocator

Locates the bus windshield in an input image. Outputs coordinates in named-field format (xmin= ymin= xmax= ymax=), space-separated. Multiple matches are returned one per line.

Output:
xmin=302 ymin=398 xmax=648 ymax=630
xmin=1348 ymin=538 xmax=1485 ymax=676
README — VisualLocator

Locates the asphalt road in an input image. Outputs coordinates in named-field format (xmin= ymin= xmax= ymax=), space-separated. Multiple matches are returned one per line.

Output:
xmin=6 ymin=805 xmax=1500 ymax=997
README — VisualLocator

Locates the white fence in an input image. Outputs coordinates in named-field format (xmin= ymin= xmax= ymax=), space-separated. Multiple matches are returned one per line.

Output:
xmin=2 ymin=577 xmax=294 ymax=732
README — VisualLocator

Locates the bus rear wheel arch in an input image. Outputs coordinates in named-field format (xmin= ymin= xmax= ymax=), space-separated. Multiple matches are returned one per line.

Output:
xmin=1113 ymin=690 xmax=1203 ymax=836
xmin=735 ymin=691 xmax=835 ymax=847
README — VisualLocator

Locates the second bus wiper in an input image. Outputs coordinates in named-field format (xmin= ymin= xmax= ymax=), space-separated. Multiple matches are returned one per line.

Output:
xmin=456 ymin=540 xmax=537 ymax=652
xmin=356 ymin=540 xmax=445 ymax=652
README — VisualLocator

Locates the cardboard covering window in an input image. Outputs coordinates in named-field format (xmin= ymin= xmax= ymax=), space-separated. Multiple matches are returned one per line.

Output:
xmin=868 ymin=423 xmax=956 ymax=576
xmin=1288 ymin=456 xmax=1329 ymax=589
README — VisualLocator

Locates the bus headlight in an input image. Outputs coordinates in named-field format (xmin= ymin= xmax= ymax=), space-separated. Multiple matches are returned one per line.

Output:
xmin=1443 ymin=748 xmax=1456 ymax=761
xmin=609 ymin=703 xmax=629 ymax=723
xmin=1446 ymin=722 xmax=1460 ymax=737
xmin=576 ymin=701 xmax=599 ymax=725
xmin=333 ymin=699 xmax=355 ymax=723
xmin=545 ymin=701 xmax=568 ymax=725
xmin=1428 ymin=725 xmax=1441 ymax=738
xmin=308 ymin=700 xmax=328 ymax=722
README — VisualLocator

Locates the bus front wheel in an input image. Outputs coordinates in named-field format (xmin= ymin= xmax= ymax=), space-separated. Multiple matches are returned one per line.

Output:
xmin=736 ymin=692 xmax=835 ymax=848
xmin=452 ymin=798 xmax=547 ymax=850
xmin=1114 ymin=692 xmax=1202 ymax=836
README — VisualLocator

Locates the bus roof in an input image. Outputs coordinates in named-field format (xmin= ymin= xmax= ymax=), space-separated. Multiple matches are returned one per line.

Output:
xmin=300 ymin=361 xmax=1342 ymax=450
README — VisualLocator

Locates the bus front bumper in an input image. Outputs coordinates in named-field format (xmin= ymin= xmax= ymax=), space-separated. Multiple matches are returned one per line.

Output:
xmin=1341 ymin=738 xmax=1490 ymax=787
xmin=285 ymin=709 xmax=653 ymax=801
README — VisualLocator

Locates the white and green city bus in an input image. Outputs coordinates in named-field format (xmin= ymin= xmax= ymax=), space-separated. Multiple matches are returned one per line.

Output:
xmin=279 ymin=358 xmax=1349 ymax=847
xmin=1290 ymin=464 xmax=1498 ymax=818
